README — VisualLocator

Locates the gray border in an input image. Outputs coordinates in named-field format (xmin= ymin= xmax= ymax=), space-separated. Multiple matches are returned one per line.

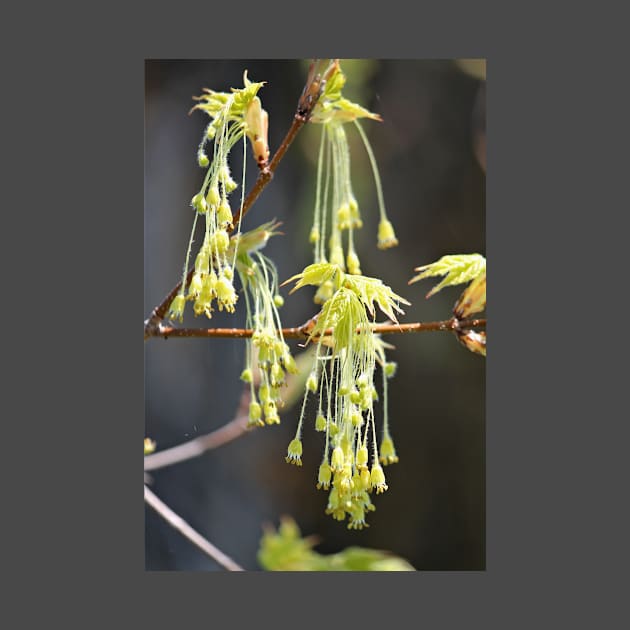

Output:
xmin=16 ymin=0 xmax=626 ymax=627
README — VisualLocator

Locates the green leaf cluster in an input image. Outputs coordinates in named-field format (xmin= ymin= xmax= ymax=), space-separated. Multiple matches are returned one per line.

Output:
xmin=410 ymin=254 xmax=486 ymax=298
xmin=257 ymin=517 xmax=415 ymax=571
xmin=310 ymin=61 xmax=382 ymax=124
xmin=190 ymin=71 xmax=265 ymax=123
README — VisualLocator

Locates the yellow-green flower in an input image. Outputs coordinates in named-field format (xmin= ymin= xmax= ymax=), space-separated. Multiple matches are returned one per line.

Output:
xmin=370 ymin=464 xmax=388 ymax=494
xmin=317 ymin=461 xmax=332 ymax=489
xmin=379 ymin=436 xmax=399 ymax=465
xmin=285 ymin=438 xmax=303 ymax=466
xmin=170 ymin=73 xmax=268 ymax=323
xmin=167 ymin=293 xmax=186 ymax=323
xmin=377 ymin=218 xmax=399 ymax=250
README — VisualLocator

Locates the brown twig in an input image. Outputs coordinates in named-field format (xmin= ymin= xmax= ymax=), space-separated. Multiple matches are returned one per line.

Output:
xmin=144 ymin=484 xmax=244 ymax=571
xmin=144 ymin=61 xmax=328 ymax=340
xmin=146 ymin=317 xmax=486 ymax=340
xmin=144 ymin=388 xmax=253 ymax=472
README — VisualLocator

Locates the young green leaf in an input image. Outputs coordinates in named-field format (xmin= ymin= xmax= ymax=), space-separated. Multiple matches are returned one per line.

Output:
xmin=409 ymin=253 xmax=486 ymax=298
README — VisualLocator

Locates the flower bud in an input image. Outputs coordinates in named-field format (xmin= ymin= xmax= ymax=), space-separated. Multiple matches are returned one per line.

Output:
xmin=191 ymin=193 xmax=208 ymax=213
xmin=346 ymin=251 xmax=361 ymax=275
xmin=384 ymin=362 xmax=398 ymax=378
xmin=336 ymin=203 xmax=351 ymax=230
xmin=219 ymin=165 xmax=237 ymax=192
xmin=210 ymin=229 xmax=230 ymax=254
xmin=206 ymin=185 xmax=221 ymax=208
xmin=217 ymin=199 xmax=233 ymax=227
xmin=282 ymin=352 xmax=298 ymax=374
xmin=306 ymin=372 xmax=318 ymax=393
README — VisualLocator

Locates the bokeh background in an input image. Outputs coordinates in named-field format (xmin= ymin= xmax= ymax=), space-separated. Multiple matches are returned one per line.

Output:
xmin=145 ymin=59 xmax=485 ymax=570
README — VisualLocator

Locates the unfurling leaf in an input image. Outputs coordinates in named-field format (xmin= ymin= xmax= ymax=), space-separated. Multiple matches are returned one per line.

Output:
xmin=409 ymin=254 xmax=486 ymax=298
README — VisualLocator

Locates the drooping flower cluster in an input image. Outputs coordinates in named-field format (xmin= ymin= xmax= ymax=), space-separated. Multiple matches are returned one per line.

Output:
xmin=235 ymin=222 xmax=298 ymax=427
xmin=167 ymin=73 xmax=268 ymax=322
xmin=284 ymin=263 xmax=409 ymax=528
xmin=307 ymin=61 xmax=399 ymax=306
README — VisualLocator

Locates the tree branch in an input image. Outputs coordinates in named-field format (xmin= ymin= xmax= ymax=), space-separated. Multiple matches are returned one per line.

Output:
xmin=144 ymin=61 xmax=328 ymax=340
xmin=144 ymin=388 xmax=253 ymax=472
xmin=145 ymin=317 xmax=486 ymax=340
xmin=144 ymin=485 xmax=244 ymax=571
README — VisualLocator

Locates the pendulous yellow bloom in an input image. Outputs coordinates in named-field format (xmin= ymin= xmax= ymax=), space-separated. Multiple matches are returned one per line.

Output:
xmin=286 ymin=438 xmax=303 ymax=466
xmin=167 ymin=293 xmax=186 ymax=323
xmin=370 ymin=463 xmax=388 ymax=494
xmin=377 ymin=218 xmax=399 ymax=250
xmin=379 ymin=436 xmax=399 ymax=465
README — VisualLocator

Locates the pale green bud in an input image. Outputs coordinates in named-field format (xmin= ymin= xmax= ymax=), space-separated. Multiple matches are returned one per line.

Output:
xmin=346 ymin=250 xmax=361 ymax=275
xmin=336 ymin=203 xmax=351 ymax=230
xmin=350 ymin=410 xmax=363 ymax=427
xmin=210 ymin=229 xmax=230 ymax=254
xmin=219 ymin=165 xmax=237 ymax=192
xmin=217 ymin=200 xmax=233 ymax=226
xmin=384 ymin=362 xmax=398 ymax=378
xmin=306 ymin=372 xmax=318 ymax=393
xmin=315 ymin=414 xmax=327 ymax=432
xmin=206 ymin=185 xmax=220 ymax=208
xmin=330 ymin=243 xmax=345 ymax=268
xmin=191 ymin=193 xmax=208 ymax=213
xmin=282 ymin=352 xmax=298 ymax=374
xmin=197 ymin=151 xmax=209 ymax=167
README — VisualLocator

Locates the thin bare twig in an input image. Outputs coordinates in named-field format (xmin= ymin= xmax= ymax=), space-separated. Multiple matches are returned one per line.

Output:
xmin=145 ymin=317 xmax=487 ymax=340
xmin=144 ymin=61 xmax=328 ymax=339
xmin=144 ymin=485 xmax=244 ymax=571
xmin=144 ymin=388 xmax=253 ymax=472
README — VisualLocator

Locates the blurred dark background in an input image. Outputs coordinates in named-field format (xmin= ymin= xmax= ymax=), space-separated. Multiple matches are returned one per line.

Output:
xmin=145 ymin=59 xmax=485 ymax=570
